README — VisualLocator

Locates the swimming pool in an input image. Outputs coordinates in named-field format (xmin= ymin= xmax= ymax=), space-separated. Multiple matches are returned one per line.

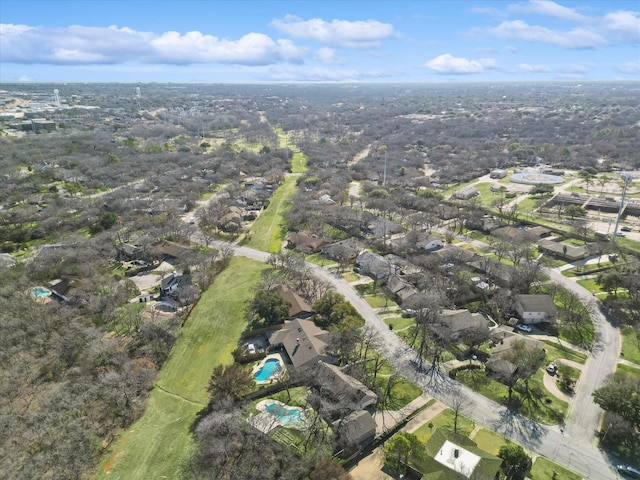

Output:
xmin=264 ymin=402 xmax=302 ymax=425
xmin=254 ymin=358 xmax=282 ymax=382
xmin=32 ymin=286 xmax=52 ymax=298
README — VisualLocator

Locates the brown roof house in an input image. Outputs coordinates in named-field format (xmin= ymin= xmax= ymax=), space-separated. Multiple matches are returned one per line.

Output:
xmin=153 ymin=240 xmax=193 ymax=262
xmin=321 ymin=238 xmax=360 ymax=263
xmin=353 ymin=251 xmax=400 ymax=281
xmin=537 ymin=238 xmax=595 ymax=262
xmin=268 ymin=318 xmax=337 ymax=370
xmin=286 ymin=232 xmax=330 ymax=254
xmin=272 ymin=284 xmax=314 ymax=319
xmin=487 ymin=328 xmax=546 ymax=383
xmin=514 ymin=294 xmax=557 ymax=325
xmin=434 ymin=309 xmax=490 ymax=342
xmin=314 ymin=362 xmax=378 ymax=410
xmin=334 ymin=410 xmax=377 ymax=452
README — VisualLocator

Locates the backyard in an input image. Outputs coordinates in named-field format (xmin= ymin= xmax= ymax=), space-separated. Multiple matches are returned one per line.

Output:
xmin=96 ymin=257 xmax=268 ymax=479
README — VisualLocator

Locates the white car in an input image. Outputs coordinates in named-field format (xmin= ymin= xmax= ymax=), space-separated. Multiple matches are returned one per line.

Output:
xmin=546 ymin=362 xmax=558 ymax=374
xmin=516 ymin=324 xmax=533 ymax=333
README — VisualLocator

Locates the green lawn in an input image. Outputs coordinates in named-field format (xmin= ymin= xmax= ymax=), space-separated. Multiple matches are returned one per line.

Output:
xmin=412 ymin=408 xmax=475 ymax=443
xmin=470 ymin=429 xmax=513 ymax=456
xmin=384 ymin=316 xmax=416 ymax=331
xmin=456 ymin=368 xmax=568 ymax=425
xmin=529 ymin=456 xmax=582 ymax=480
xmin=364 ymin=294 xmax=398 ymax=309
xmin=542 ymin=341 xmax=587 ymax=364
xmin=616 ymin=362 xmax=640 ymax=380
xmin=620 ymin=325 xmax=640 ymax=365
xmin=290 ymin=151 xmax=308 ymax=173
xmin=96 ymin=257 xmax=268 ymax=480
xmin=245 ymin=175 xmax=297 ymax=253
xmin=378 ymin=376 xmax=423 ymax=410
xmin=304 ymin=252 xmax=337 ymax=268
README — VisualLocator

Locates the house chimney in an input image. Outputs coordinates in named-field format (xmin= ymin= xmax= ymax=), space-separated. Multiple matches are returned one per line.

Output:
xmin=454 ymin=449 xmax=459 ymax=459
xmin=172 ymin=271 xmax=177 ymax=278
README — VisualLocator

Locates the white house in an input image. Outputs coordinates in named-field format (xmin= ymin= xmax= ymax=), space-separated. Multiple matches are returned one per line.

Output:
xmin=514 ymin=294 xmax=557 ymax=325
xmin=417 ymin=235 xmax=444 ymax=252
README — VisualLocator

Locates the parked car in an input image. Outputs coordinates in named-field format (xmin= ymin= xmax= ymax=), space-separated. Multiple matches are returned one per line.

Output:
xmin=516 ymin=324 xmax=533 ymax=333
xmin=546 ymin=362 xmax=558 ymax=375
xmin=615 ymin=232 xmax=626 ymax=237
xmin=617 ymin=465 xmax=640 ymax=479
xmin=621 ymin=226 xmax=632 ymax=232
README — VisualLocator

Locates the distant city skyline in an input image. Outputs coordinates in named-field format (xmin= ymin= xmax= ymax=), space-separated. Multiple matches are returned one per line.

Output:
xmin=1 ymin=0 xmax=638 ymax=83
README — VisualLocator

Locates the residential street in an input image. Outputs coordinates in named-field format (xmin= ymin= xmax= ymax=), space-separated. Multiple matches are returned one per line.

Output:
xmin=209 ymin=241 xmax=620 ymax=479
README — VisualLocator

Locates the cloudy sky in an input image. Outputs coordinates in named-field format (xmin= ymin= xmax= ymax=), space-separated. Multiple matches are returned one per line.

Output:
xmin=1 ymin=0 xmax=638 ymax=83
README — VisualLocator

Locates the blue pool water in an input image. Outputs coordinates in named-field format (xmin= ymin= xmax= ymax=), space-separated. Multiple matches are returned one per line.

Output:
xmin=265 ymin=402 xmax=302 ymax=425
xmin=32 ymin=287 xmax=52 ymax=298
xmin=254 ymin=358 xmax=282 ymax=381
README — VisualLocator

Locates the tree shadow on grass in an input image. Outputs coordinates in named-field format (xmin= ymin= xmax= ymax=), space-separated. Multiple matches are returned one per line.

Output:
xmin=492 ymin=407 xmax=545 ymax=449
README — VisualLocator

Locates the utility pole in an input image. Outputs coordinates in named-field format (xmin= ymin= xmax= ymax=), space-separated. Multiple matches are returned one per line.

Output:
xmin=383 ymin=151 xmax=387 ymax=186
xmin=612 ymin=173 xmax=632 ymax=244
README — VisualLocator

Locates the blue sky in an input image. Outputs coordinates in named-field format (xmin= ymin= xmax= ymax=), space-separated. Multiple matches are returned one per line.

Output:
xmin=1 ymin=0 xmax=638 ymax=83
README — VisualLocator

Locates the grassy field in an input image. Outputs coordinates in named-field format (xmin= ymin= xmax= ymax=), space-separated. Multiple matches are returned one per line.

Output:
xmin=621 ymin=325 xmax=640 ymax=365
xmin=456 ymin=368 xmax=568 ymax=425
xmin=471 ymin=428 xmax=513 ymax=455
xmin=529 ymin=456 xmax=582 ymax=480
xmin=412 ymin=408 xmax=475 ymax=443
xmin=96 ymin=257 xmax=268 ymax=480
xmin=245 ymin=175 xmax=297 ymax=253
xmin=542 ymin=341 xmax=587 ymax=364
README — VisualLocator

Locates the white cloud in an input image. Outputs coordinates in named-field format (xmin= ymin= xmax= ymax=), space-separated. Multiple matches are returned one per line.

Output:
xmin=270 ymin=15 xmax=395 ymax=47
xmin=0 ymin=23 xmax=305 ymax=65
xmin=490 ymin=20 xmax=605 ymax=48
xmin=519 ymin=63 xmax=551 ymax=72
xmin=508 ymin=0 xmax=591 ymax=23
xmin=424 ymin=54 xmax=498 ymax=74
xmin=603 ymin=10 xmax=640 ymax=43
xmin=616 ymin=60 xmax=640 ymax=74
xmin=265 ymin=66 xmax=362 ymax=81
xmin=316 ymin=47 xmax=343 ymax=64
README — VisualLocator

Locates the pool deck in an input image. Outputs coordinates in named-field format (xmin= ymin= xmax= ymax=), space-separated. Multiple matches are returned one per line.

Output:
xmin=250 ymin=399 xmax=310 ymax=433
xmin=252 ymin=352 xmax=286 ymax=385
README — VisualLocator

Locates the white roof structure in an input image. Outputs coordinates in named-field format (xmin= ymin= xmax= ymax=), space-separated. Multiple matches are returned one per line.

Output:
xmin=434 ymin=440 xmax=481 ymax=478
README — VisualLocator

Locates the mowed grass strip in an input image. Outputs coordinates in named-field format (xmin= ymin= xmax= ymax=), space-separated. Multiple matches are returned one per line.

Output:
xmin=96 ymin=257 xmax=267 ymax=480
xmin=246 ymin=175 xmax=297 ymax=253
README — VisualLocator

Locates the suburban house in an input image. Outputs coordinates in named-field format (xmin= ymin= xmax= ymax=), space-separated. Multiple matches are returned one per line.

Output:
xmin=286 ymin=232 xmax=330 ymax=254
xmin=321 ymin=238 xmax=360 ymax=263
xmin=49 ymin=278 xmax=72 ymax=302
xmin=160 ymin=271 xmax=193 ymax=296
xmin=487 ymin=328 xmax=546 ymax=383
xmin=220 ymin=206 xmax=243 ymax=232
xmin=416 ymin=235 xmax=444 ymax=252
xmin=422 ymin=429 xmax=503 ymax=479
xmin=466 ymin=214 xmax=502 ymax=233
xmin=514 ymin=294 xmax=557 ymax=325
xmin=272 ymin=284 xmax=314 ymax=319
xmin=314 ymin=362 xmax=378 ymax=410
xmin=362 ymin=217 xmax=404 ymax=239
xmin=436 ymin=204 xmax=459 ymax=220
xmin=353 ymin=251 xmax=399 ymax=281
xmin=268 ymin=318 xmax=338 ymax=370
xmin=452 ymin=185 xmax=479 ymax=200
xmin=537 ymin=238 xmax=595 ymax=262
xmin=334 ymin=410 xmax=377 ymax=451
xmin=0 ymin=253 xmax=16 ymax=268
xmin=435 ymin=309 xmax=490 ymax=342
xmin=116 ymin=242 xmax=143 ymax=261
xmin=490 ymin=168 xmax=508 ymax=179
xmin=384 ymin=274 xmax=422 ymax=304
xmin=153 ymin=240 xmax=193 ymax=263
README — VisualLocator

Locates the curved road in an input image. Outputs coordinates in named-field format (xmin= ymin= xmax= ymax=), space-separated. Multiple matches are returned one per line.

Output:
xmin=209 ymin=241 xmax=619 ymax=479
